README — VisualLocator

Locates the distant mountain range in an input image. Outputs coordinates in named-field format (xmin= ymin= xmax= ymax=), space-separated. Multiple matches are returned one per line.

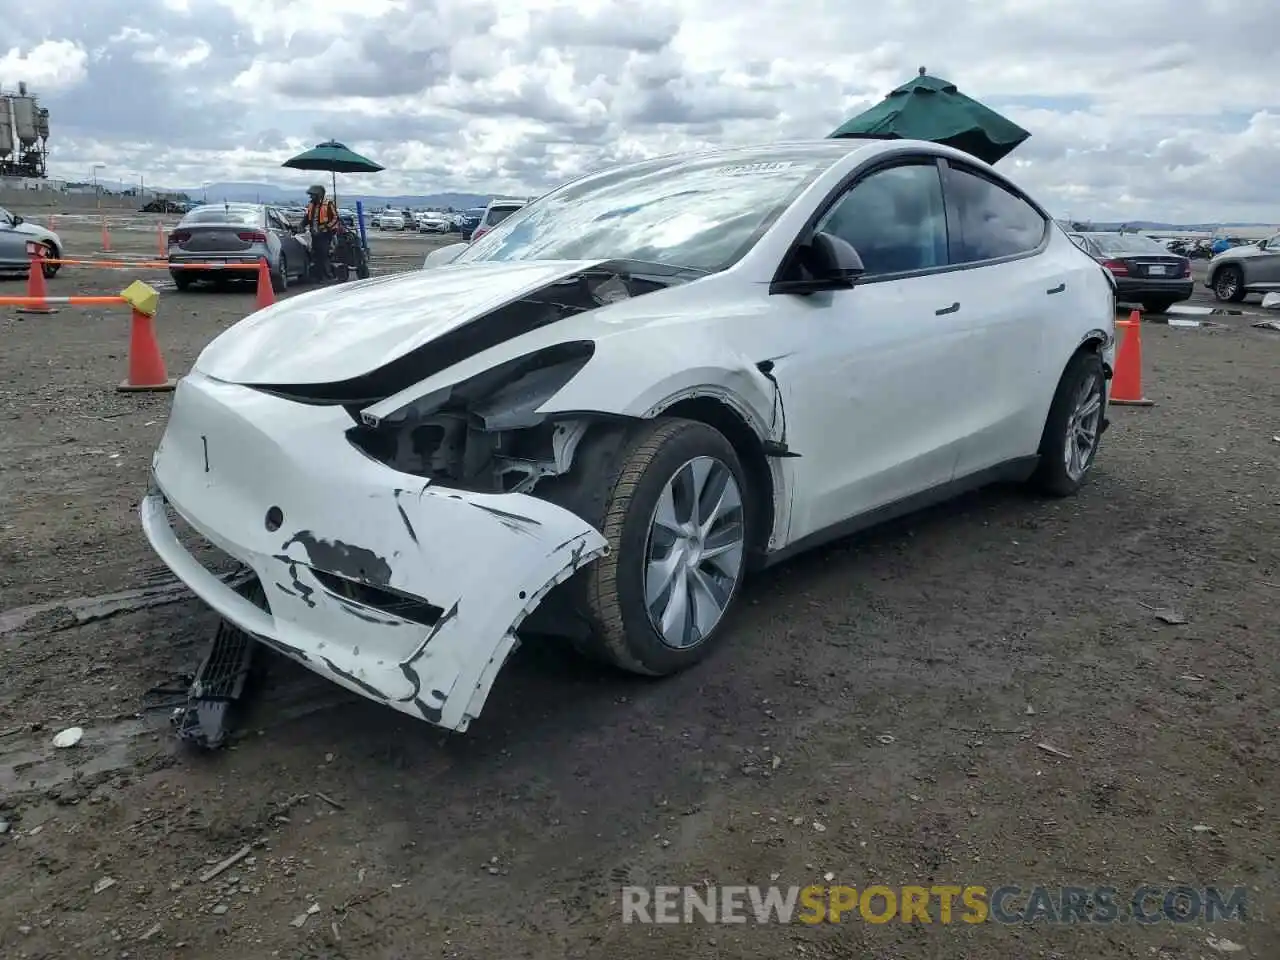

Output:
xmin=171 ymin=181 xmax=521 ymax=211
xmin=1058 ymin=220 xmax=1278 ymax=231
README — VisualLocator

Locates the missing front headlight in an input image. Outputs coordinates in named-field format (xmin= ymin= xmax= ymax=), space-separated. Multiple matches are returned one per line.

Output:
xmin=345 ymin=341 xmax=595 ymax=491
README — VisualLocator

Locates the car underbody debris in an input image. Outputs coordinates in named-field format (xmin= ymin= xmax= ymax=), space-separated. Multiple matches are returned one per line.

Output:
xmin=170 ymin=578 xmax=260 ymax=749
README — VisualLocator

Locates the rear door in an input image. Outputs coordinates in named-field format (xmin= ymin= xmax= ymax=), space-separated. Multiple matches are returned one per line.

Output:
xmin=267 ymin=209 xmax=303 ymax=274
xmin=939 ymin=161 xmax=1065 ymax=476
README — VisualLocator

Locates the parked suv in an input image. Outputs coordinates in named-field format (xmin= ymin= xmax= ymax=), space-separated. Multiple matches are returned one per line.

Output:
xmin=1205 ymin=232 xmax=1280 ymax=303
xmin=470 ymin=199 xmax=526 ymax=243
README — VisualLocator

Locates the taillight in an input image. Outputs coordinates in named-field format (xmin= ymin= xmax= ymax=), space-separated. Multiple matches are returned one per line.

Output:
xmin=168 ymin=230 xmax=190 ymax=244
xmin=237 ymin=231 xmax=268 ymax=243
xmin=471 ymin=227 xmax=488 ymax=242
xmin=1179 ymin=258 xmax=1191 ymax=277
xmin=1101 ymin=259 xmax=1129 ymax=276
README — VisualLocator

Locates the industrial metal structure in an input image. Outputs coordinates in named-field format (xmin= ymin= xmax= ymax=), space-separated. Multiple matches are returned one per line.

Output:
xmin=0 ymin=82 xmax=51 ymax=179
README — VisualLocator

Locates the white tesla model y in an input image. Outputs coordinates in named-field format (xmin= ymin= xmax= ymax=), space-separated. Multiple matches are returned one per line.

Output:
xmin=142 ymin=139 xmax=1116 ymax=732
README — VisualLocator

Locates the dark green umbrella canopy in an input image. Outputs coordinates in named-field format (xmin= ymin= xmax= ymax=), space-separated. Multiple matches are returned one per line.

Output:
xmin=829 ymin=68 xmax=1030 ymax=165
xmin=282 ymin=140 xmax=384 ymax=202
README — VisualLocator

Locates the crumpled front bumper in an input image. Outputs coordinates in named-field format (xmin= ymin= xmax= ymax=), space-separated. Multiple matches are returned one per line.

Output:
xmin=140 ymin=371 xmax=608 ymax=732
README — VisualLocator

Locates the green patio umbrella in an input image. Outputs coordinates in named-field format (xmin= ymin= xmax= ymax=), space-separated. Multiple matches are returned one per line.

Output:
xmin=829 ymin=68 xmax=1030 ymax=165
xmin=281 ymin=140 xmax=384 ymax=203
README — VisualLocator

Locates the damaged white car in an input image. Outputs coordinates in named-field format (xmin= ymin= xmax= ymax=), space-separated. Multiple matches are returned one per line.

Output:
xmin=141 ymin=139 xmax=1116 ymax=733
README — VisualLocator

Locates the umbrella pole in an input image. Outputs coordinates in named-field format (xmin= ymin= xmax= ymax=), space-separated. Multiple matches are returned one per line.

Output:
xmin=331 ymin=170 xmax=338 ymax=206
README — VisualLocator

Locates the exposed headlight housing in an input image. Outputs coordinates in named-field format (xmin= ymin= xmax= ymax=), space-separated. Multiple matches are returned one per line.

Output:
xmin=346 ymin=341 xmax=595 ymax=492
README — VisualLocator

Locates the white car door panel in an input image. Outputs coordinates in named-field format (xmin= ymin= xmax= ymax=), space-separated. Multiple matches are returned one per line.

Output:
xmin=768 ymin=160 xmax=981 ymax=544
xmin=770 ymin=276 xmax=979 ymax=543
xmin=939 ymin=163 xmax=1072 ymax=477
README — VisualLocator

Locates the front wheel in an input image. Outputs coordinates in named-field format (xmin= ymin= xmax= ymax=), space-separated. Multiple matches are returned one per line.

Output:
xmin=41 ymin=242 xmax=59 ymax=278
xmin=1212 ymin=266 xmax=1246 ymax=303
xmin=559 ymin=419 xmax=752 ymax=676
xmin=1030 ymin=350 xmax=1106 ymax=498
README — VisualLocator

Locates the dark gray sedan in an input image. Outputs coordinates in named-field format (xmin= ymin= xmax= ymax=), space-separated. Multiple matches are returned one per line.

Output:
xmin=167 ymin=203 xmax=309 ymax=293
xmin=1067 ymin=231 xmax=1192 ymax=313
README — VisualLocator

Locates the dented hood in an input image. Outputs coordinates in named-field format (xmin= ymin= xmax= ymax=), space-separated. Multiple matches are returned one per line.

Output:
xmin=194 ymin=259 xmax=606 ymax=384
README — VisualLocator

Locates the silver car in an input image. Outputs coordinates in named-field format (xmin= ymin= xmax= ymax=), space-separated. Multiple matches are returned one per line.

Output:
xmin=1205 ymin=232 xmax=1280 ymax=303
xmin=168 ymin=203 xmax=308 ymax=293
xmin=0 ymin=219 xmax=34 ymax=274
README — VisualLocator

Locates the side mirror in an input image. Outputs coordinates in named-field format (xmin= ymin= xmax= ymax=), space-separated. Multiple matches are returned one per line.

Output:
xmin=771 ymin=230 xmax=865 ymax=295
xmin=422 ymin=242 xmax=467 ymax=270
xmin=11 ymin=215 xmax=23 ymax=226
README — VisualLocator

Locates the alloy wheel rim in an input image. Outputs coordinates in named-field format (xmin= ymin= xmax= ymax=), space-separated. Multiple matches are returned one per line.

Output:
xmin=1064 ymin=374 xmax=1103 ymax=481
xmin=644 ymin=456 xmax=746 ymax=649
xmin=1217 ymin=272 xmax=1238 ymax=298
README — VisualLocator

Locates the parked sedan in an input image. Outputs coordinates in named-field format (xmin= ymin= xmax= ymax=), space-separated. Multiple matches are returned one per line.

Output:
xmin=141 ymin=139 xmax=1115 ymax=734
xmin=1067 ymin=231 xmax=1192 ymax=313
xmin=0 ymin=223 xmax=36 ymax=274
xmin=168 ymin=203 xmax=308 ymax=293
xmin=1204 ymin=232 xmax=1280 ymax=303
xmin=417 ymin=212 xmax=451 ymax=233
xmin=0 ymin=206 xmax=64 ymax=276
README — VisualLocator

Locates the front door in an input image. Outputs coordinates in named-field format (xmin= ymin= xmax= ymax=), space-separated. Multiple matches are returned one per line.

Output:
xmin=767 ymin=160 xmax=983 ymax=543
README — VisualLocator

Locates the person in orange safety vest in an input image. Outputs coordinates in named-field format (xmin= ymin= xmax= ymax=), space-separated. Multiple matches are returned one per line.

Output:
xmin=303 ymin=184 xmax=340 ymax=281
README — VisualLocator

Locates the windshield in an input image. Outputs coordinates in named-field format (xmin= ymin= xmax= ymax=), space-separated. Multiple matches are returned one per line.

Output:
xmin=458 ymin=150 xmax=836 ymax=273
xmin=1088 ymin=233 xmax=1170 ymax=256
xmin=182 ymin=206 xmax=262 ymax=227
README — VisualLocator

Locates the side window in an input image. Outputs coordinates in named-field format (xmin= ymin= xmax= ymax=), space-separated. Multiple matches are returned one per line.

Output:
xmin=816 ymin=164 xmax=948 ymax=277
xmin=944 ymin=166 xmax=1048 ymax=263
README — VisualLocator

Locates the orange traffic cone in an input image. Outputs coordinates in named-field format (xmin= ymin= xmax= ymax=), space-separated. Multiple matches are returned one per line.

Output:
xmin=1110 ymin=311 xmax=1153 ymax=407
xmin=17 ymin=246 xmax=58 ymax=314
xmin=101 ymin=217 xmax=112 ymax=253
xmin=156 ymin=220 xmax=166 ymax=258
xmin=118 ymin=307 xmax=176 ymax=393
xmin=254 ymin=257 xmax=275 ymax=311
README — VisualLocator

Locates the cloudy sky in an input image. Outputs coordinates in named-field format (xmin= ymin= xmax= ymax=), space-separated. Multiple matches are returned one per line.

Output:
xmin=1 ymin=0 xmax=1276 ymax=222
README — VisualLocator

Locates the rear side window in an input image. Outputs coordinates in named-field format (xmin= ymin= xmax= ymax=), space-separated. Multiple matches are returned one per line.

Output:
xmin=944 ymin=167 xmax=1047 ymax=263
xmin=817 ymin=163 xmax=949 ymax=277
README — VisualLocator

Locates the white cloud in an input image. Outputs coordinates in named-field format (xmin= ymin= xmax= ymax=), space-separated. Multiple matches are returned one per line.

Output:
xmin=3 ymin=0 xmax=1278 ymax=223
xmin=0 ymin=40 xmax=89 ymax=93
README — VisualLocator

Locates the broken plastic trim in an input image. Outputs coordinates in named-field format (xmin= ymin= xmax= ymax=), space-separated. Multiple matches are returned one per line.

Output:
xmin=247 ymin=259 xmax=692 ymax=409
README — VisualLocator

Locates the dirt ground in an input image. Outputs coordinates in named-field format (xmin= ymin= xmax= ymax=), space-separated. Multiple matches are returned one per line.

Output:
xmin=1 ymin=207 xmax=1278 ymax=959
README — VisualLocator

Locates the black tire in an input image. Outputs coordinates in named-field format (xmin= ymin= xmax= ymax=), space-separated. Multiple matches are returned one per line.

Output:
xmin=355 ymin=258 xmax=370 ymax=280
xmin=1142 ymin=298 xmax=1176 ymax=314
xmin=271 ymin=256 xmax=288 ymax=293
xmin=1212 ymin=265 xmax=1246 ymax=303
xmin=1030 ymin=350 xmax=1107 ymax=498
xmin=546 ymin=418 xmax=753 ymax=676
xmin=171 ymin=271 xmax=195 ymax=291
xmin=41 ymin=242 xmax=59 ymax=278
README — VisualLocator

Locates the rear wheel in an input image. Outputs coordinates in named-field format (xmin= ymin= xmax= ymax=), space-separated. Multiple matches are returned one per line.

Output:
xmin=271 ymin=255 xmax=288 ymax=293
xmin=171 ymin=271 xmax=195 ymax=291
xmin=1030 ymin=350 xmax=1106 ymax=498
xmin=552 ymin=419 xmax=752 ymax=676
xmin=1212 ymin=265 xmax=1246 ymax=303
